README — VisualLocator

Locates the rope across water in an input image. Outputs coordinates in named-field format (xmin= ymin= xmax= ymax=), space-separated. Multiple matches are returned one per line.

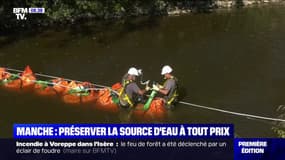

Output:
xmin=2 ymin=67 xmax=285 ymax=122
xmin=178 ymin=101 xmax=285 ymax=122
xmin=2 ymin=71 xmax=103 ymax=91
xmin=4 ymin=67 xmax=109 ymax=88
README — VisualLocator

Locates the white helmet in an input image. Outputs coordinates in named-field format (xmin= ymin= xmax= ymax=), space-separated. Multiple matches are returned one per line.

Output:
xmin=161 ymin=65 xmax=173 ymax=75
xmin=128 ymin=67 xmax=139 ymax=76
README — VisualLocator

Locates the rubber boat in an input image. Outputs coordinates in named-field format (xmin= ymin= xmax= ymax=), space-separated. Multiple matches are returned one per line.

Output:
xmin=0 ymin=66 xmax=168 ymax=120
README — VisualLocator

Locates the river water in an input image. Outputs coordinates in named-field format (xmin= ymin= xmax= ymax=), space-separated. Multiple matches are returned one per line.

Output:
xmin=1 ymin=5 xmax=285 ymax=138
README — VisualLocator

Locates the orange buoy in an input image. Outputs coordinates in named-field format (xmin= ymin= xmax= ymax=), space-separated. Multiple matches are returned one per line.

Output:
xmin=96 ymin=89 xmax=113 ymax=105
xmin=63 ymin=81 xmax=77 ymax=94
xmin=81 ymin=90 xmax=98 ymax=103
xmin=3 ymin=79 xmax=22 ymax=90
xmin=63 ymin=93 xmax=98 ymax=105
xmin=112 ymin=82 xmax=122 ymax=91
xmin=95 ymin=88 xmax=119 ymax=113
xmin=3 ymin=65 xmax=37 ymax=91
xmin=79 ymin=82 xmax=97 ymax=103
xmin=52 ymin=78 xmax=69 ymax=94
xmin=0 ymin=68 xmax=22 ymax=90
xmin=20 ymin=65 xmax=36 ymax=88
xmin=148 ymin=99 xmax=167 ymax=120
xmin=64 ymin=91 xmax=98 ymax=104
xmin=34 ymin=83 xmax=57 ymax=96
xmin=0 ymin=68 xmax=7 ymax=80
xmin=63 ymin=94 xmax=81 ymax=104
xmin=62 ymin=81 xmax=81 ymax=104
xmin=62 ymin=81 xmax=98 ymax=105
xmin=132 ymin=99 xmax=167 ymax=121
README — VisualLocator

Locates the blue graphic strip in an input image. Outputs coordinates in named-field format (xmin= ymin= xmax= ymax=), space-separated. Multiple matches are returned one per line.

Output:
xmin=14 ymin=124 xmax=233 ymax=139
xmin=234 ymin=138 xmax=285 ymax=160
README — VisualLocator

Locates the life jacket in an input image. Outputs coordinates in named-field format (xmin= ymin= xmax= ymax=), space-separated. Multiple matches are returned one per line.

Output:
xmin=163 ymin=76 xmax=178 ymax=105
xmin=119 ymin=79 xmax=134 ymax=107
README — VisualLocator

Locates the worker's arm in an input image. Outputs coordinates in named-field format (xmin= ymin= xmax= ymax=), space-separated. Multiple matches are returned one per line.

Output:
xmin=133 ymin=83 xmax=146 ymax=95
xmin=138 ymin=89 xmax=146 ymax=95
xmin=158 ymin=79 xmax=174 ymax=95
xmin=158 ymin=88 xmax=169 ymax=95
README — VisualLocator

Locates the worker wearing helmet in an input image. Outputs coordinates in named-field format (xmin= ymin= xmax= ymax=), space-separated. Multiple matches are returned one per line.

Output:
xmin=153 ymin=65 xmax=178 ymax=109
xmin=119 ymin=67 xmax=147 ymax=108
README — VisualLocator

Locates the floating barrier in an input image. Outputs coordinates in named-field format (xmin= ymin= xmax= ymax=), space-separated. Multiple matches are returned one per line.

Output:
xmin=52 ymin=79 xmax=69 ymax=94
xmin=95 ymin=88 xmax=120 ymax=113
xmin=133 ymin=99 xmax=167 ymax=121
xmin=2 ymin=66 xmax=284 ymax=123
xmin=0 ymin=66 xmax=35 ymax=91
xmin=0 ymin=66 xmax=166 ymax=120
xmin=34 ymin=84 xmax=57 ymax=96
xmin=62 ymin=81 xmax=98 ymax=104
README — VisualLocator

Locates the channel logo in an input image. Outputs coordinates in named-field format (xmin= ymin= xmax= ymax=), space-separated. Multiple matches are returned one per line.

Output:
xmin=13 ymin=8 xmax=45 ymax=20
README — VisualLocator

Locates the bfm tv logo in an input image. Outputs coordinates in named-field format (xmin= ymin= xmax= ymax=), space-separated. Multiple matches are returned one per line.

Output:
xmin=13 ymin=8 xmax=45 ymax=20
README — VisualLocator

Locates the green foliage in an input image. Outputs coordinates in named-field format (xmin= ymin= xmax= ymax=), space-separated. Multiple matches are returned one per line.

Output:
xmin=1 ymin=0 xmax=215 ymax=24
xmin=76 ymin=1 xmax=102 ymax=13
xmin=6 ymin=0 xmax=170 ymax=20
xmin=272 ymin=127 xmax=285 ymax=138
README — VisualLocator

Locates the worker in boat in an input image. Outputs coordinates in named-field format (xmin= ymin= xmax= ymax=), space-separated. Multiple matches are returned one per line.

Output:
xmin=121 ymin=68 xmax=142 ymax=84
xmin=152 ymin=65 xmax=178 ymax=109
xmin=119 ymin=67 xmax=148 ymax=108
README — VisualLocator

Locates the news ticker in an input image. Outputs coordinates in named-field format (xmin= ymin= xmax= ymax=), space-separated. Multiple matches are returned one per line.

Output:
xmin=0 ymin=124 xmax=283 ymax=160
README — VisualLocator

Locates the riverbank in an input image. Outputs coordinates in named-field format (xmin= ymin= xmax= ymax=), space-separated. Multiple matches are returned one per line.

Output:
xmin=1 ymin=1 xmax=285 ymax=47
xmin=167 ymin=0 xmax=285 ymax=15
xmin=1 ymin=0 xmax=285 ymax=26
xmin=215 ymin=0 xmax=284 ymax=8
